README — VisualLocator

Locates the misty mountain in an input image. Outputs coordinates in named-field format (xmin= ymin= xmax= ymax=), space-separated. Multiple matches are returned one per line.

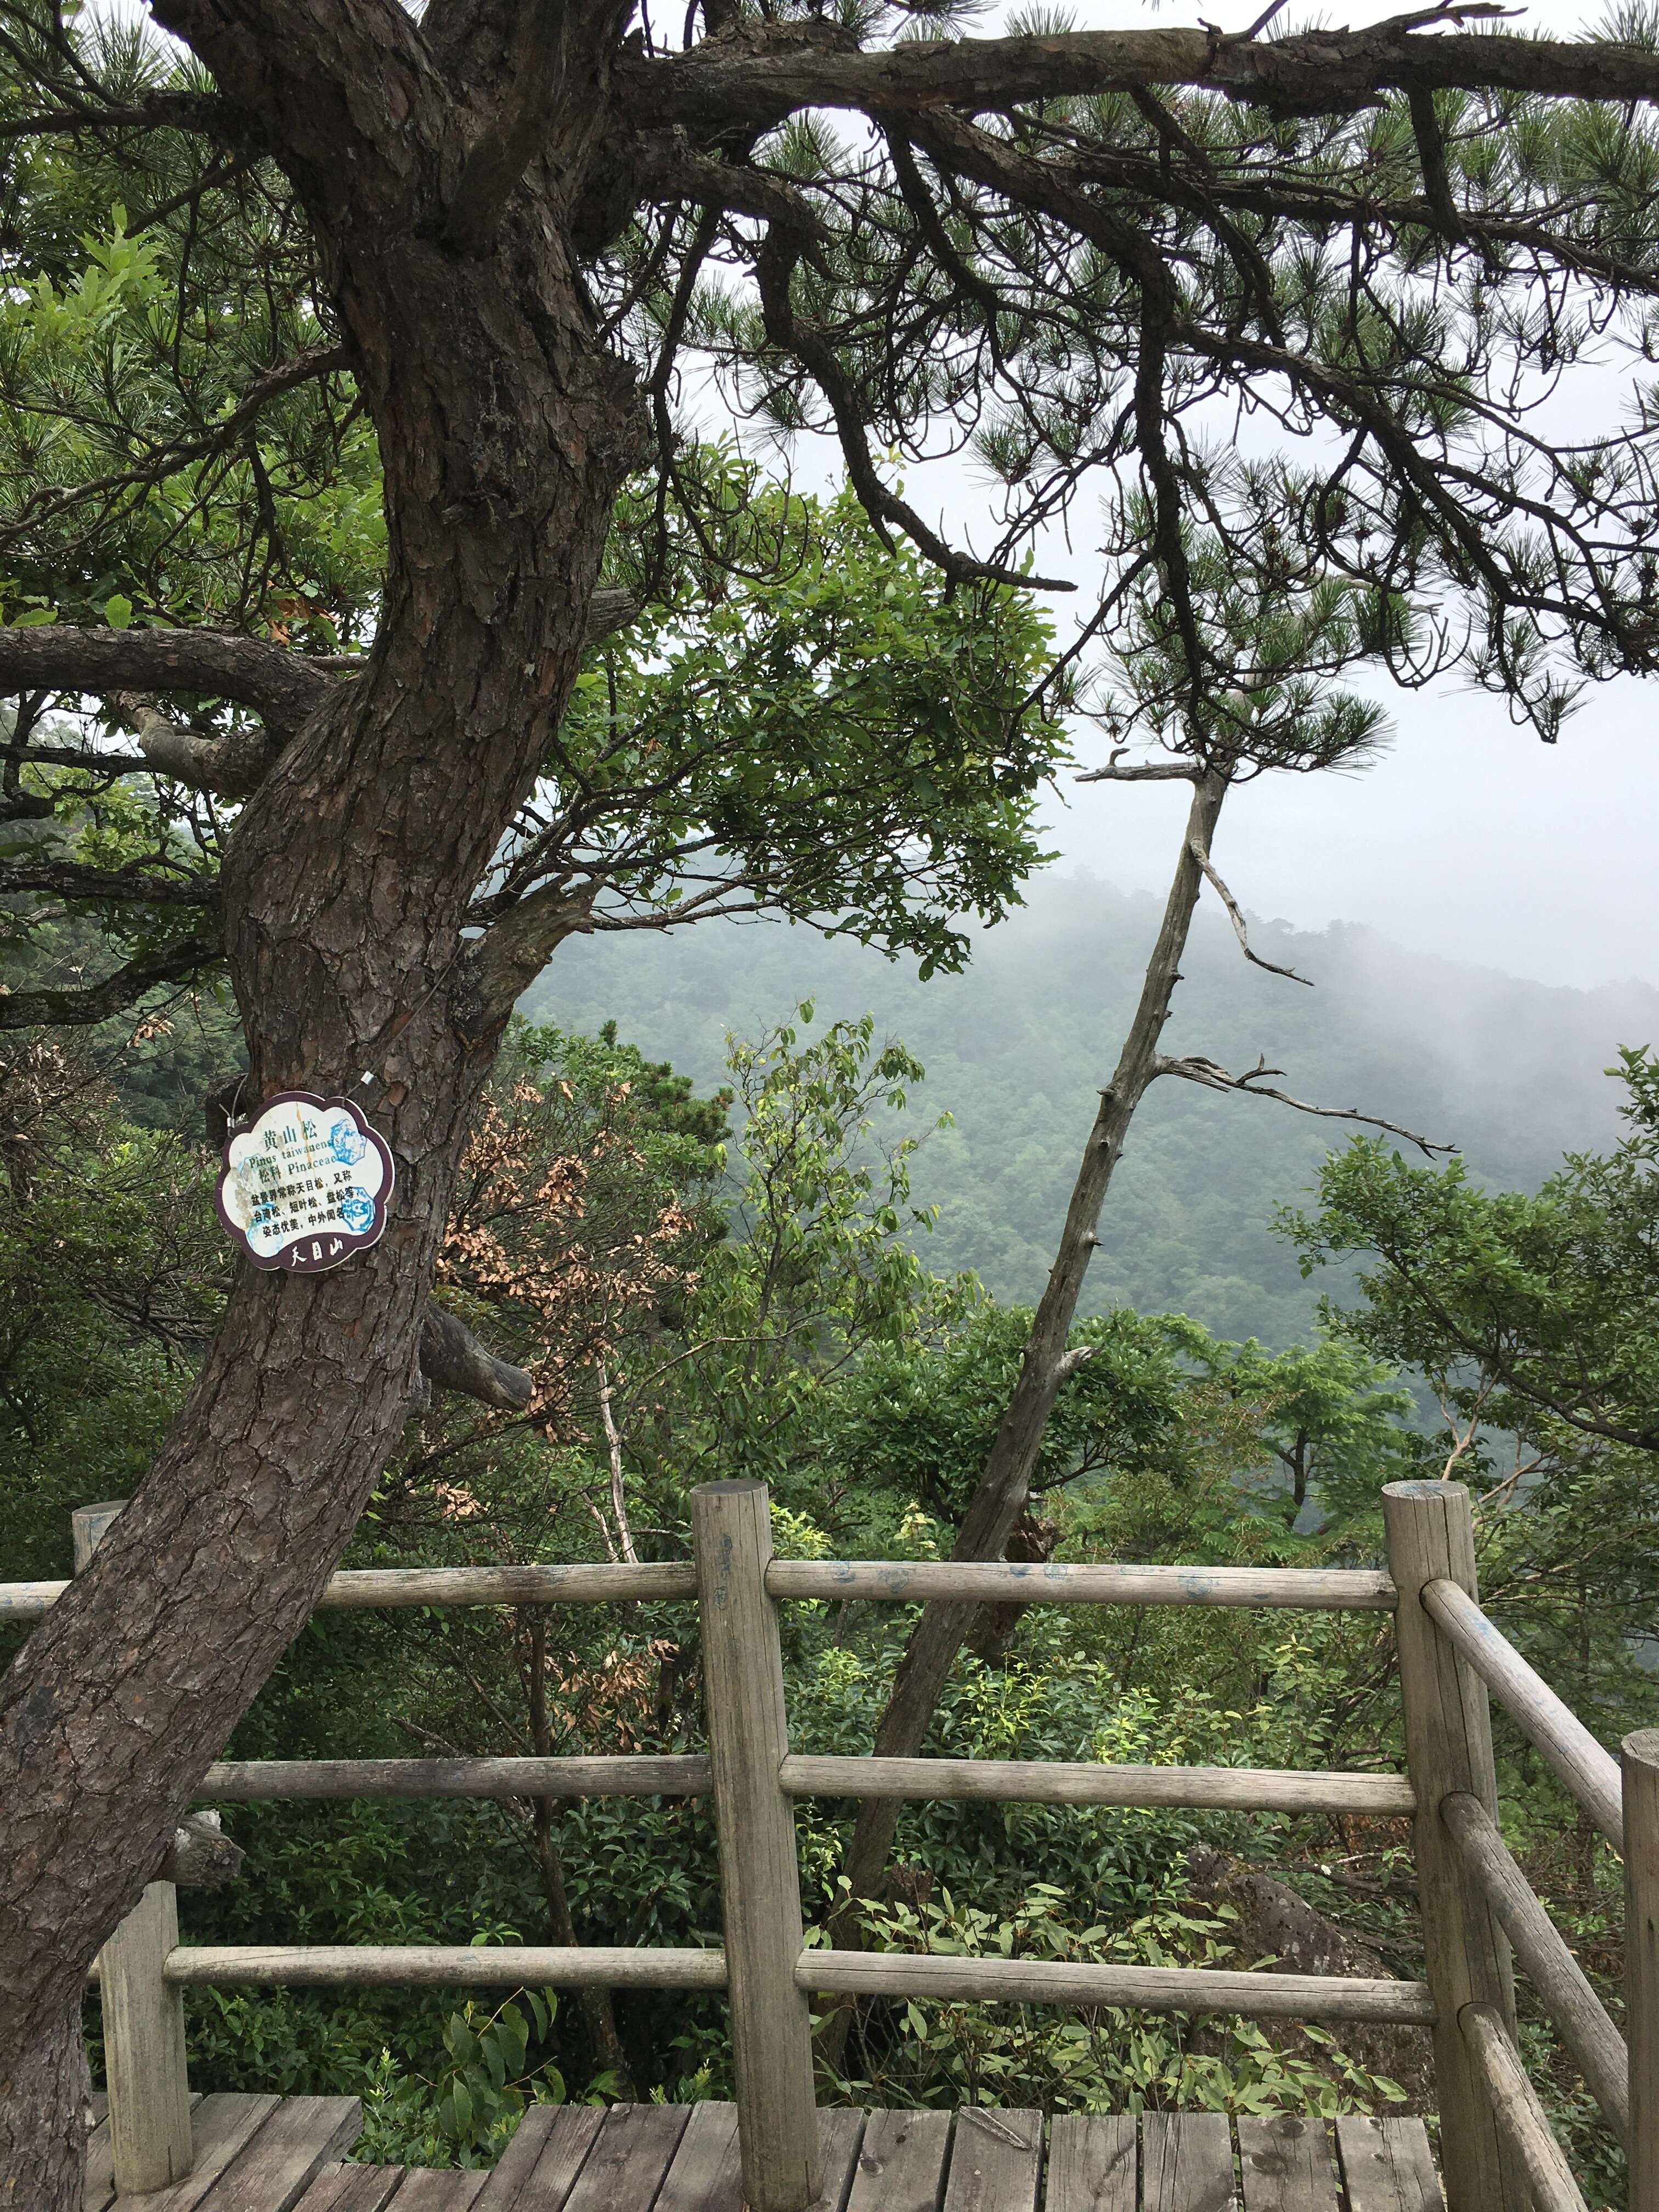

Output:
xmin=520 ymin=871 xmax=1658 ymax=1346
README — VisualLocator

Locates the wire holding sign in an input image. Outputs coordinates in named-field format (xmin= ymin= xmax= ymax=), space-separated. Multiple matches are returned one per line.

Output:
xmin=215 ymin=1091 xmax=394 ymax=1273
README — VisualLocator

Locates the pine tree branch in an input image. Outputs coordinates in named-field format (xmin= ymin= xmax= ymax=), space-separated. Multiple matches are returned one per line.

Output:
xmin=0 ymin=88 xmax=223 ymax=141
xmin=0 ymin=861 xmax=217 ymax=908
xmin=0 ymin=934 xmax=221 ymax=1030
xmin=0 ymin=345 xmax=351 ymax=554
xmin=0 ymin=628 xmax=332 ymax=738
xmin=633 ymin=12 xmax=1659 ymax=137
xmin=440 ymin=0 xmax=569 ymax=254
xmin=419 ymin=1306 xmax=533 ymax=1411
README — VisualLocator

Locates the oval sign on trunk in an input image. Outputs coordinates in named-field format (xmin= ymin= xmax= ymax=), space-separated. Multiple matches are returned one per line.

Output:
xmin=216 ymin=1091 xmax=394 ymax=1272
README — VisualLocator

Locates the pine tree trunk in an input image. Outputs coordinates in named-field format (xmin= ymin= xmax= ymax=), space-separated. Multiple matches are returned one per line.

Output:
xmin=0 ymin=1996 xmax=88 ymax=2202
xmin=0 ymin=10 xmax=642 ymax=2188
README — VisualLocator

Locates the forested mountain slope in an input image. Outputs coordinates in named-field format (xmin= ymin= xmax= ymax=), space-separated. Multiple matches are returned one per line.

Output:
xmin=522 ymin=872 xmax=1658 ymax=1344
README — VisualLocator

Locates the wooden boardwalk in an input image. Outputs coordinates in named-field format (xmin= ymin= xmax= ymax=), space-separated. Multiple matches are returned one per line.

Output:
xmin=91 ymin=2094 xmax=1444 ymax=2212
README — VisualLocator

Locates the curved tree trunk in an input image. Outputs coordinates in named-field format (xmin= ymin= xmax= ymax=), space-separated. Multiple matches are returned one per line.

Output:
xmin=0 ymin=8 xmax=641 ymax=2194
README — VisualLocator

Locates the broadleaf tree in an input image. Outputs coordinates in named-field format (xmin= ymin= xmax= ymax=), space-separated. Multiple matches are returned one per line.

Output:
xmin=4 ymin=0 xmax=1659 ymax=2186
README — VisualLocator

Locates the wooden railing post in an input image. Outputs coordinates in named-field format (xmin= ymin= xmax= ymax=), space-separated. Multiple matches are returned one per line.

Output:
xmin=1624 ymin=1729 xmax=1659 ymax=2212
xmin=691 ymin=1480 xmax=820 ymax=2212
xmin=1383 ymin=1481 xmax=1520 ymax=2212
xmin=77 ymin=1501 xmax=195 ymax=2193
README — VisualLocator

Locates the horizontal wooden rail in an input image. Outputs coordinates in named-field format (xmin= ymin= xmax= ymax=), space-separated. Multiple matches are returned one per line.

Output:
xmin=199 ymin=1755 xmax=709 ymax=1800
xmin=768 ymin=1559 xmax=1396 ymax=1610
xmin=795 ymin=1949 xmax=1435 ymax=2023
xmin=1460 ymin=2000 xmax=1588 ymax=2212
xmin=314 ymin=1563 xmax=698 ymax=1608
xmin=1421 ymin=1578 xmax=1623 ymax=1849
xmin=1 ymin=1560 xmax=698 ymax=1624
xmin=7 ymin=1557 xmax=1396 ymax=1625
xmin=1441 ymin=1791 xmax=1628 ymax=2147
xmin=0 ymin=1579 xmax=66 ymax=1622
xmin=778 ymin=1756 xmax=1414 ymax=1815
xmin=156 ymin=1944 xmax=728 ymax=1989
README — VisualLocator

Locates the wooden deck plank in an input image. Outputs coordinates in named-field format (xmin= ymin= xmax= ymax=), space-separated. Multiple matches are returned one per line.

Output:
xmin=87 ymin=2094 xmax=1454 ymax=2212
xmin=653 ymin=2102 xmax=742 ymax=2212
xmin=560 ymin=2103 xmax=692 ymax=2212
xmin=292 ymin=2164 xmax=406 ymax=2211
xmin=193 ymin=2094 xmax=363 ymax=2212
xmin=646 ymin=2103 xmax=868 ymax=2212
xmin=390 ymin=2171 xmax=489 ymax=2209
xmin=1333 ymin=2121 xmax=1443 ymax=2212
xmin=1142 ymin=2114 xmax=1235 ymax=2212
xmin=1045 ymin=2117 xmax=1137 ymax=2212
xmin=812 ymin=2109 xmax=868 ymax=2212
xmin=106 ymin=2092 xmax=281 ymax=2210
xmin=86 ymin=2118 xmax=119 ymax=2212
xmin=474 ymin=2105 xmax=606 ymax=2211
xmin=844 ymin=2108 xmax=953 ymax=2212
xmin=1238 ymin=2118 xmax=1339 ymax=2212
xmin=942 ymin=2108 xmax=1042 ymax=2212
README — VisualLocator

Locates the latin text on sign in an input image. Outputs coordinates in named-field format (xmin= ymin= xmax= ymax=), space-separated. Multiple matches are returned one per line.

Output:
xmin=215 ymin=1091 xmax=394 ymax=1272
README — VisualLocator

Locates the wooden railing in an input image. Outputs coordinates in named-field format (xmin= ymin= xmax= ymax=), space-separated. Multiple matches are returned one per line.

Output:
xmin=7 ymin=1477 xmax=1652 ymax=2209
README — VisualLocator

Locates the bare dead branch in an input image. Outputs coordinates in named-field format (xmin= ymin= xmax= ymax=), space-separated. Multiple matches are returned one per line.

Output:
xmin=1076 ymin=755 xmax=1200 ymax=783
xmin=596 ymin=1362 xmax=639 ymax=1565
xmin=467 ymin=883 xmax=597 ymax=1026
xmin=156 ymin=1812 xmax=244 ymax=1890
xmin=1188 ymin=839 xmax=1313 ymax=985
xmin=1153 ymin=1051 xmax=1454 ymax=1155
xmin=110 ymin=695 xmax=283 ymax=800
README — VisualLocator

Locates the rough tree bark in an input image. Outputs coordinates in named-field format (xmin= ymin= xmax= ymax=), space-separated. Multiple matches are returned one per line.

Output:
xmin=0 ymin=4 xmax=642 ymax=2194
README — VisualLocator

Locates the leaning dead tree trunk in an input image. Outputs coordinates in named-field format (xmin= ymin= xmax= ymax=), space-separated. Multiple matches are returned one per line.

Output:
xmin=823 ymin=765 xmax=1227 ymax=1971
xmin=822 ymin=748 xmax=1445 ymax=2020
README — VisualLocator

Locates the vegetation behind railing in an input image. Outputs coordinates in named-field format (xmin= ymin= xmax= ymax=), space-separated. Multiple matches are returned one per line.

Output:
xmin=6 ymin=1478 xmax=1646 ymax=2207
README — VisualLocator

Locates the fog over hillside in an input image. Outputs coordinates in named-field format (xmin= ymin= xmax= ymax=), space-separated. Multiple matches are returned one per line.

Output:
xmin=521 ymin=872 xmax=1658 ymax=1346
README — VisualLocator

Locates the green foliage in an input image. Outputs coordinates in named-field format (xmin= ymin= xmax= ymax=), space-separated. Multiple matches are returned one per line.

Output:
xmin=520 ymin=876 xmax=1657 ymax=1346
xmin=1287 ymin=1047 xmax=1659 ymax=1459
xmin=0 ymin=1038 xmax=219 ymax=1592
xmin=1284 ymin=1048 xmax=1659 ymax=1730
xmin=565 ymin=472 xmax=1070 ymax=978
xmin=803 ymin=1301 xmax=1194 ymax=1530
xmin=357 ymin=1988 xmax=567 ymax=2168
xmin=15 ymin=992 xmax=1650 ymax=2169
xmin=0 ymin=91 xmax=377 ymax=636
xmin=815 ymin=1883 xmax=1404 ymax=2117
